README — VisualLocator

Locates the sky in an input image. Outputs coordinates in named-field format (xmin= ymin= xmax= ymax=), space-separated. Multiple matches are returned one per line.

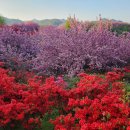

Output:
xmin=0 ymin=0 xmax=130 ymax=22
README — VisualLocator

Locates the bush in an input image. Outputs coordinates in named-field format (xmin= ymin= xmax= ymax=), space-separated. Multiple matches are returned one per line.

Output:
xmin=0 ymin=16 xmax=5 ymax=26
xmin=11 ymin=22 xmax=40 ymax=34
xmin=33 ymin=26 xmax=130 ymax=77
xmin=0 ymin=26 xmax=40 ymax=73
xmin=51 ymin=71 xmax=130 ymax=130
xmin=1 ymin=23 xmax=130 ymax=77
xmin=0 ymin=66 xmax=67 ymax=130
xmin=0 ymin=65 xmax=129 ymax=130
xmin=112 ymin=22 xmax=130 ymax=34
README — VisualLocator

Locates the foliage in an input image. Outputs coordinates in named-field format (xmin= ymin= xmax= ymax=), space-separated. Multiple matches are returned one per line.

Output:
xmin=0 ymin=66 xmax=67 ymax=130
xmin=0 ymin=16 xmax=5 ymax=25
xmin=33 ymin=26 xmax=130 ymax=77
xmin=0 ymin=26 xmax=41 ymax=74
xmin=41 ymin=109 xmax=59 ymax=130
xmin=112 ymin=22 xmax=130 ymax=34
xmin=51 ymin=70 xmax=130 ymax=130
xmin=0 ymin=20 xmax=130 ymax=78
xmin=64 ymin=76 xmax=80 ymax=89
xmin=11 ymin=22 xmax=40 ymax=34
xmin=65 ymin=19 xmax=71 ymax=30
xmin=0 ymin=65 xmax=129 ymax=130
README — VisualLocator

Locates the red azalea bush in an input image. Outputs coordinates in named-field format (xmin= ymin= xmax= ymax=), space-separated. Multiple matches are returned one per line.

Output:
xmin=0 ymin=65 xmax=129 ymax=130
xmin=0 ymin=67 xmax=67 ymax=130
xmin=51 ymin=71 xmax=130 ymax=130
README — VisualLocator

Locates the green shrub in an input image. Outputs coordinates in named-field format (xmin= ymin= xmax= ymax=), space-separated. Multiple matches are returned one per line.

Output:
xmin=0 ymin=16 xmax=5 ymax=25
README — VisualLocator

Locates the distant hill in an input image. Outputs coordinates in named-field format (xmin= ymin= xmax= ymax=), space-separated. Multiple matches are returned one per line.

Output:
xmin=101 ymin=18 xmax=123 ymax=23
xmin=3 ymin=16 xmax=23 ymax=25
xmin=32 ymin=19 xmax=66 ymax=26
xmin=1 ymin=16 xmax=66 ymax=26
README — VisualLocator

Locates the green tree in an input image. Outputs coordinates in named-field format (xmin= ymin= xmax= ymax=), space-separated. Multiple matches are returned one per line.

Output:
xmin=65 ymin=19 xmax=71 ymax=29
xmin=0 ymin=16 xmax=5 ymax=25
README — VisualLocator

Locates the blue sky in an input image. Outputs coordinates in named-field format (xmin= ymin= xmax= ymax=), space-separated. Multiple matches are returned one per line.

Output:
xmin=0 ymin=0 xmax=130 ymax=22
